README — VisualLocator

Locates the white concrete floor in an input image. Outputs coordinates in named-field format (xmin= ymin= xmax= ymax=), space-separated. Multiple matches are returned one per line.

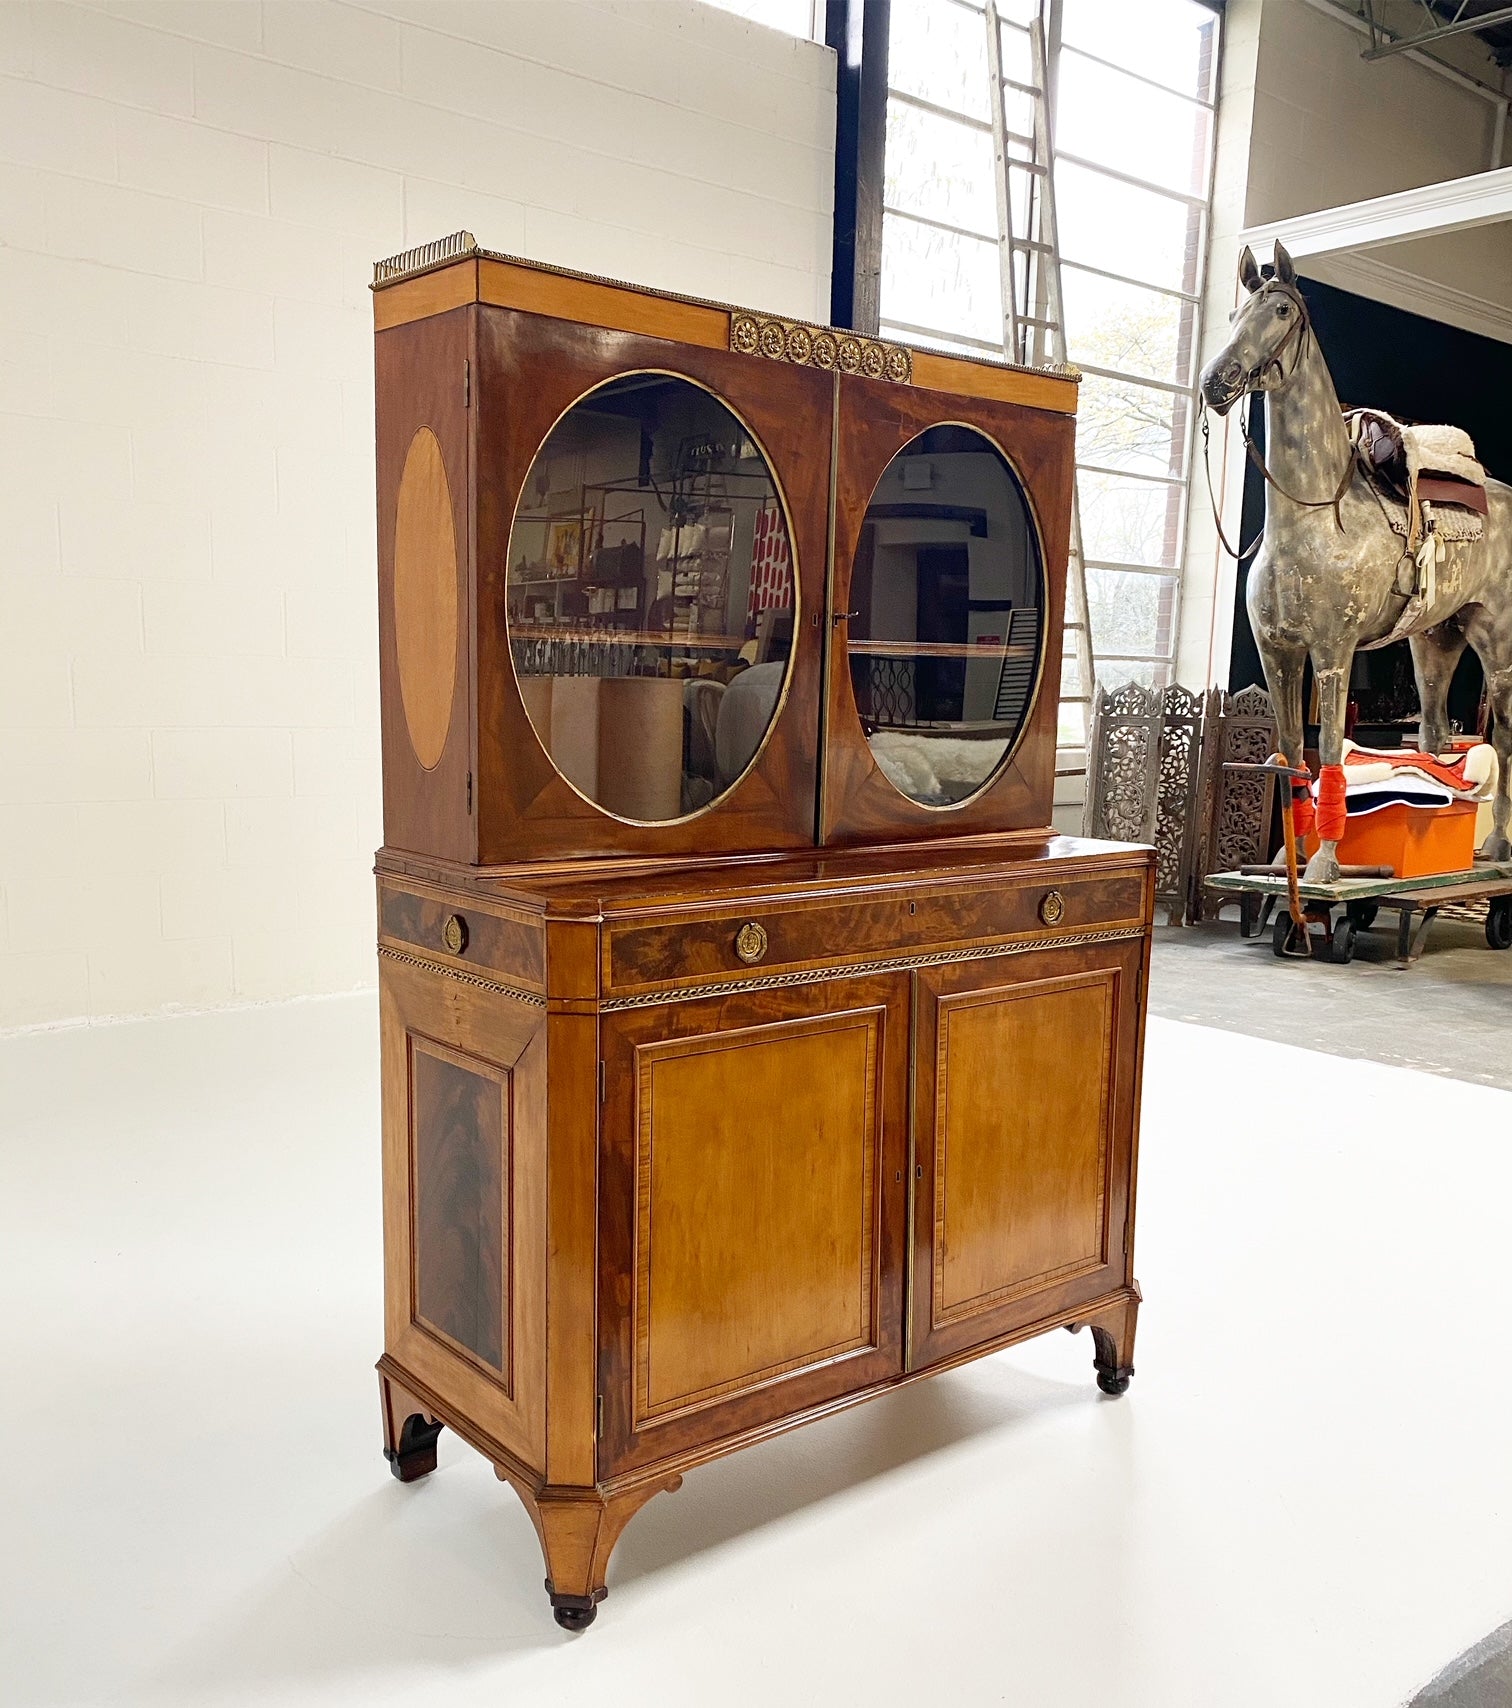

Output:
xmin=3 ymin=996 xmax=1511 ymax=1708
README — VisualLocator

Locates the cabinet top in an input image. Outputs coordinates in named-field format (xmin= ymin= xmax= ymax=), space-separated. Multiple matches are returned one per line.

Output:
xmin=381 ymin=833 xmax=1153 ymax=915
xmin=371 ymin=231 xmax=1081 ymax=417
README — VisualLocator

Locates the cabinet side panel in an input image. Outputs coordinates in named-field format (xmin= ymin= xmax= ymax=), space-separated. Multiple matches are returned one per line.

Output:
xmin=379 ymin=953 xmax=547 ymax=1472
xmin=412 ymin=1041 xmax=508 ymax=1376
xmin=376 ymin=306 xmax=475 ymax=862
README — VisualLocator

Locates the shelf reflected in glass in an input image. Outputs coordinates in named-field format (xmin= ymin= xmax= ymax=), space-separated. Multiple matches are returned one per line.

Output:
xmin=505 ymin=373 xmax=796 ymax=822
xmin=848 ymin=424 xmax=1044 ymax=807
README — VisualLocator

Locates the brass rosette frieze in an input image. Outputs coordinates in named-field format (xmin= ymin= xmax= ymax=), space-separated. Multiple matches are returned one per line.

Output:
xmin=730 ymin=313 xmax=912 ymax=384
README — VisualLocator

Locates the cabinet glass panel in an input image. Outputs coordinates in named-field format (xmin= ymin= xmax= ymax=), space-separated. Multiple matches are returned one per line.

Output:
xmin=848 ymin=426 xmax=1043 ymax=806
xmin=506 ymin=375 xmax=797 ymax=822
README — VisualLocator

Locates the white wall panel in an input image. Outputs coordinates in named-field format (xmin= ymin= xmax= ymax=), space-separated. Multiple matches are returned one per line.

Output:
xmin=0 ymin=0 xmax=834 ymax=1028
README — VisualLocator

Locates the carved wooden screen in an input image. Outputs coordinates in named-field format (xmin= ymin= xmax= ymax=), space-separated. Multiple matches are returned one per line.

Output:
xmin=1190 ymin=684 xmax=1278 ymax=921
xmin=1084 ymin=682 xmax=1161 ymax=845
xmin=1153 ymin=685 xmax=1211 ymax=927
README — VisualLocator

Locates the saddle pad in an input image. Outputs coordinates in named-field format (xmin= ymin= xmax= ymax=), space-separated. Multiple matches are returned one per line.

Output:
xmin=1373 ymin=490 xmax=1484 ymax=543
xmin=1332 ymin=740 xmax=1497 ymax=802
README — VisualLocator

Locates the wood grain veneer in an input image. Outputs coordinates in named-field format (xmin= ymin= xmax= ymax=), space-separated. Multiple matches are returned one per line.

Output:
xmin=371 ymin=257 xmax=1145 ymax=1633
xmin=392 ymin=427 xmax=460 ymax=771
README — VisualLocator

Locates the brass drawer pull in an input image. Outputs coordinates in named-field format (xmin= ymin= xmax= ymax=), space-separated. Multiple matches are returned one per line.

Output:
xmin=442 ymin=913 xmax=469 ymax=955
xmin=733 ymin=921 xmax=768 ymax=964
xmin=1039 ymin=890 xmax=1065 ymax=926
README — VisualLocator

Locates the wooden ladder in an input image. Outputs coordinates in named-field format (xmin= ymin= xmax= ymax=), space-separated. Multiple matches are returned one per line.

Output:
xmin=984 ymin=0 xmax=1094 ymax=758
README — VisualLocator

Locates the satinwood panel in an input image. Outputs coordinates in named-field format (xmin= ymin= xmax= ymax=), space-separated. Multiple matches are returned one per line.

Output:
xmin=910 ymin=936 xmax=1143 ymax=1369
xmin=598 ymin=976 xmax=909 ymax=1478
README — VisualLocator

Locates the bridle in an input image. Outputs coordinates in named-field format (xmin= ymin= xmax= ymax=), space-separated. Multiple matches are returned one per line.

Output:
xmin=1200 ymin=279 xmax=1358 ymax=560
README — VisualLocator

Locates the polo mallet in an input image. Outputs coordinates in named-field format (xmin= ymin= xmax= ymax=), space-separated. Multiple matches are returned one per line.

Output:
xmin=1224 ymin=755 xmax=1320 ymax=957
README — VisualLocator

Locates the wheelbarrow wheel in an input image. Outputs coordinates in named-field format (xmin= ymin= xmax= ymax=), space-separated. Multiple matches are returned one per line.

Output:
xmin=1346 ymin=900 xmax=1378 ymax=931
xmin=1329 ymin=918 xmax=1357 ymax=964
xmin=1487 ymin=897 xmax=1512 ymax=951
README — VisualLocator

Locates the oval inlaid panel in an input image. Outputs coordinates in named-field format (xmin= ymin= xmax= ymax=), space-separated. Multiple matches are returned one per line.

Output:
xmin=393 ymin=426 xmax=459 ymax=772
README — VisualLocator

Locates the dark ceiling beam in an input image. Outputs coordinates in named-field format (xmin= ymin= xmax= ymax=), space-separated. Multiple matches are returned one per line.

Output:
xmin=825 ymin=0 xmax=890 ymax=335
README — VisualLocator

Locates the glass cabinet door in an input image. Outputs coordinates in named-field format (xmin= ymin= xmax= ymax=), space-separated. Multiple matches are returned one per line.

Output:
xmin=845 ymin=425 xmax=1045 ymax=808
xmin=506 ymin=374 xmax=797 ymax=823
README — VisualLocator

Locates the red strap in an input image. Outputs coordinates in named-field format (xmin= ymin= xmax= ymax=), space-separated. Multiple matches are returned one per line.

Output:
xmin=1290 ymin=777 xmax=1316 ymax=838
xmin=1316 ymin=763 xmax=1348 ymax=843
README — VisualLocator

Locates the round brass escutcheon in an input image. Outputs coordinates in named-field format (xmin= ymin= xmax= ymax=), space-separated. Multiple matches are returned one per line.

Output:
xmin=1039 ymin=890 xmax=1065 ymax=927
xmin=733 ymin=921 xmax=768 ymax=965
xmin=442 ymin=913 xmax=468 ymax=955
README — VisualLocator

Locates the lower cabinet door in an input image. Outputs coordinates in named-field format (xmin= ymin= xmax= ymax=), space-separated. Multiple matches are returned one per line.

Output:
xmin=908 ymin=936 xmax=1144 ymax=1370
xmin=598 ymin=974 xmax=909 ymax=1479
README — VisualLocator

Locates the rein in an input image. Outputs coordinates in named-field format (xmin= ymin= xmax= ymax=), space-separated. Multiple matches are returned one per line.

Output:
xmin=1201 ymin=281 xmax=1359 ymax=561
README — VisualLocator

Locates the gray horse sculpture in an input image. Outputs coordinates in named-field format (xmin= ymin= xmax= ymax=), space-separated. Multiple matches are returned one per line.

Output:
xmin=1199 ymin=240 xmax=1512 ymax=880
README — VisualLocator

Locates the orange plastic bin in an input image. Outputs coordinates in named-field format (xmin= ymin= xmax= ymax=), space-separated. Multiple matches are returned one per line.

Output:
xmin=1306 ymin=799 xmax=1479 ymax=878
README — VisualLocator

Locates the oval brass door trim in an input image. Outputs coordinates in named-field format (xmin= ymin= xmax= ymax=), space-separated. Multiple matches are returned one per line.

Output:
xmin=1039 ymin=890 xmax=1065 ymax=926
xmin=442 ymin=913 xmax=468 ymax=956
xmin=733 ymin=921 xmax=768 ymax=964
xmin=393 ymin=425 xmax=459 ymax=772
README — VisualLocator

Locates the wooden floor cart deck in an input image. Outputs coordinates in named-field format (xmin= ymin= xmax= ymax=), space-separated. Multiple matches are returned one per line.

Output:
xmin=1207 ymin=862 xmax=1512 ymax=966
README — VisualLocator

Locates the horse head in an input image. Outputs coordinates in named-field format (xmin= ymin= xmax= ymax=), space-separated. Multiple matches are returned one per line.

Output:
xmin=1200 ymin=241 xmax=1309 ymax=416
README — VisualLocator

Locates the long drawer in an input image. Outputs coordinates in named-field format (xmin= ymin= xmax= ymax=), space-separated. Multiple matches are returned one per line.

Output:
xmin=602 ymin=863 xmax=1150 ymax=1000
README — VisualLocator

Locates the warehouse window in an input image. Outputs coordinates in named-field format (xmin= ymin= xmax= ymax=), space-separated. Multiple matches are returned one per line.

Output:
xmin=879 ymin=0 xmax=1220 ymax=720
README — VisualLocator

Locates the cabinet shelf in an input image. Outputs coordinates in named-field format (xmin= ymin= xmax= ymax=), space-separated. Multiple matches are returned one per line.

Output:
xmin=510 ymin=624 xmax=746 ymax=651
xmin=847 ymin=639 xmax=1038 ymax=660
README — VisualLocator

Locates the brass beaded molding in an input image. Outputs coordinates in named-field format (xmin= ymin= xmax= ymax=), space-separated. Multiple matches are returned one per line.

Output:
xmin=378 ymin=945 xmax=546 ymax=1008
xmin=730 ymin=313 xmax=912 ymax=384
xmin=601 ymin=925 xmax=1145 ymax=1012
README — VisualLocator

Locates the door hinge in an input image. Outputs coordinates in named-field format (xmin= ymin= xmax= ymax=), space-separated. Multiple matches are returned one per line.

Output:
xmin=465 ymin=770 xmax=473 ymax=813
xmin=462 ymin=358 xmax=471 ymax=407
xmin=599 ymin=1060 xmax=606 ymax=1102
xmin=596 ymin=1392 xmax=604 ymax=1438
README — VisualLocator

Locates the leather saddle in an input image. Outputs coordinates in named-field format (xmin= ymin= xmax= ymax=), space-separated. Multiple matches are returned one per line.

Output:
xmin=1349 ymin=409 xmax=1488 ymax=517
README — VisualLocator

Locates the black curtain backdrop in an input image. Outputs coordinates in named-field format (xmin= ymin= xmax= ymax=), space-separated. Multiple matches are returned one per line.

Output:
xmin=1226 ymin=274 xmax=1512 ymax=731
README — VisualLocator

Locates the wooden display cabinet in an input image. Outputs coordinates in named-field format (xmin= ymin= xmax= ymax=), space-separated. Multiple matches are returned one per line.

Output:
xmin=372 ymin=234 xmax=1152 ymax=1630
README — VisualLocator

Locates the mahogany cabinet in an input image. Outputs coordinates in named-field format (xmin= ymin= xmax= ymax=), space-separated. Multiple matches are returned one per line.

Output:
xmin=370 ymin=234 xmax=1151 ymax=1630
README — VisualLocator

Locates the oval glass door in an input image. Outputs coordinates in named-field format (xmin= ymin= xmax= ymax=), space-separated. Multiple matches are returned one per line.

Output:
xmin=847 ymin=426 xmax=1044 ymax=806
xmin=506 ymin=375 xmax=797 ymax=822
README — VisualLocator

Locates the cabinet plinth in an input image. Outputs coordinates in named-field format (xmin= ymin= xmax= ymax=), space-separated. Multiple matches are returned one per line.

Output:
xmin=371 ymin=241 xmax=1150 ymax=1628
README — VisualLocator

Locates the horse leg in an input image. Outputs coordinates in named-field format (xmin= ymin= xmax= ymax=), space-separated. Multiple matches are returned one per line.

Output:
xmin=1303 ymin=646 xmax=1355 ymax=885
xmin=1462 ymin=607 xmax=1512 ymax=861
xmin=1410 ymin=622 xmax=1468 ymax=757
xmin=1486 ymin=673 xmax=1512 ymax=861
xmin=1255 ymin=634 xmax=1315 ymax=869
xmin=1258 ymin=635 xmax=1306 ymax=772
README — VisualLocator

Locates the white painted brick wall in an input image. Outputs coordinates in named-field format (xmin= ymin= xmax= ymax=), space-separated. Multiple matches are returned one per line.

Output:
xmin=0 ymin=0 xmax=836 ymax=1029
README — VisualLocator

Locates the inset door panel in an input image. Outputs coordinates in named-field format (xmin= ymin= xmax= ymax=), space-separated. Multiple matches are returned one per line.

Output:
xmin=599 ymin=977 xmax=908 ymax=1477
xmin=910 ymin=938 xmax=1142 ymax=1368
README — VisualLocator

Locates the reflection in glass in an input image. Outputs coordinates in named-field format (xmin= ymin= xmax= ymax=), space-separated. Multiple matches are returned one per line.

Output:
xmin=506 ymin=375 xmax=795 ymax=822
xmin=849 ymin=427 xmax=1043 ymax=806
